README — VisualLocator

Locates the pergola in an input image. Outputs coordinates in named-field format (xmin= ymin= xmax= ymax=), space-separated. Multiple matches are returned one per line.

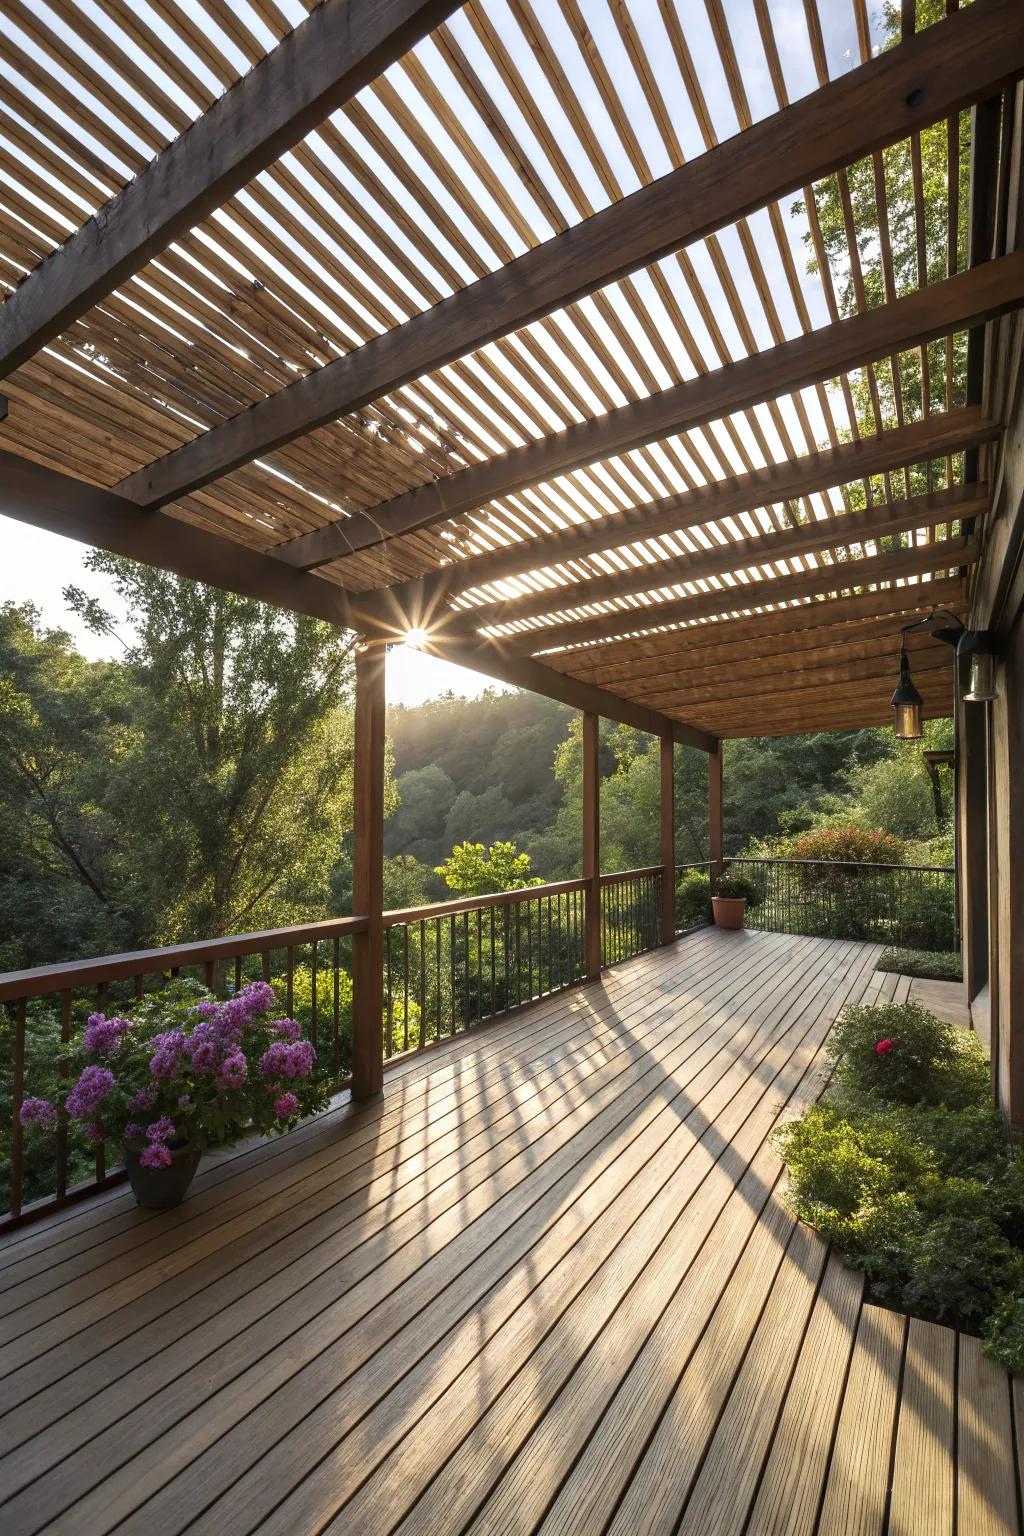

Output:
xmin=2 ymin=0 xmax=1024 ymax=1101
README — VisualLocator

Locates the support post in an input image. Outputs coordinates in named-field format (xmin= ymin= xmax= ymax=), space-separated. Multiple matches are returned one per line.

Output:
xmin=350 ymin=638 xmax=386 ymax=1099
xmin=709 ymin=746 xmax=724 ymax=881
xmin=660 ymin=729 xmax=676 ymax=945
xmin=582 ymin=711 xmax=602 ymax=980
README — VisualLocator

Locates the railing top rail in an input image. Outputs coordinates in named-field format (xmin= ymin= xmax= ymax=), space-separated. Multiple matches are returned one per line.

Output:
xmin=382 ymin=877 xmax=588 ymax=927
xmin=727 ymin=857 xmax=954 ymax=873
xmin=599 ymin=865 xmax=664 ymax=885
xmin=0 ymin=914 xmax=370 ymax=1003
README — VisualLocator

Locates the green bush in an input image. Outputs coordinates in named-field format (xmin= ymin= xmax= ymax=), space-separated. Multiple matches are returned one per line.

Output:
xmin=775 ymin=998 xmax=1024 ymax=1374
xmin=827 ymin=1000 xmax=984 ymax=1107
xmin=676 ymin=870 xmax=711 ymax=929
xmin=876 ymin=947 xmax=962 ymax=981
xmin=714 ymin=874 xmax=762 ymax=908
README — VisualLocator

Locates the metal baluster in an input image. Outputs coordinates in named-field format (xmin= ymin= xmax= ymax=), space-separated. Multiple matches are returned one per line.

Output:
xmin=310 ymin=940 xmax=318 ymax=1049
xmin=403 ymin=927 xmax=410 ymax=1052
xmin=56 ymin=989 xmax=71 ymax=1202
xmin=10 ymin=998 xmax=26 ymax=1219
xmin=333 ymin=935 xmax=341 ymax=1081
xmin=384 ymin=929 xmax=393 ymax=1059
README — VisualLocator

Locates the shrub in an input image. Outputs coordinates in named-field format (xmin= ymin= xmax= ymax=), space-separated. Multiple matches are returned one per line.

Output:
xmin=876 ymin=947 xmax=962 ymax=981
xmin=775 ymin=997 xmax=1023 ymax=1374
xmin=789 ymin=824 xmax=906 ymax=867
xmin=676 ymin=870 xmax=711 ymax=929
xmin=714 ymin=874 xmax=762 ymax=908
xmin=828 ymin=1000 xmax=983 ymax=1107
xmin=984 ymin=1293 xmax=1024 ymax=1375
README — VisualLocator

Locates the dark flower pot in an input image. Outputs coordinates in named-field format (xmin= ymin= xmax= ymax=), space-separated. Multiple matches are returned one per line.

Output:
xmin=123 ymin=1137 xmax=202 ymax=1209
xmin=712 ymin=896 xmax=748 ymax=931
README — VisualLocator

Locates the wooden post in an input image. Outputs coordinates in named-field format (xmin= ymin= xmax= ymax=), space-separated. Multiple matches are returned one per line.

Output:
xmin=582 ymin=711 xmax=602 ymax=979
xmin=709 ymin=746 xmax=724 ymax=881
xmin=660 ymin=728 xmax=676 ymax=945
xmin=958 ymin=652 xmax=990 ymax=1009
xmin=350 ymin=638 xmax=386 ymax=1099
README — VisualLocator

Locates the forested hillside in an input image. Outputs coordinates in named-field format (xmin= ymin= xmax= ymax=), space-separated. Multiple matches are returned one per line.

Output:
xmin=1 ymin=564 xmax=954 ymax=971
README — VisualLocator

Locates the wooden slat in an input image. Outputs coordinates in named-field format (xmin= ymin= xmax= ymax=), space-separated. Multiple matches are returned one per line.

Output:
xmin=888 ymin=1317 xmax=955 ymax=1536
xmin=387 ymin=408 xmax=998 ymax=604
xmin=498 ymin=537 xmax=979 ymax=655
xmin=958 ymin=1333 xmax=1019 ymax=1536
xmin=113 ymin=0 xmax=1024 ymax=514
xmin=0 ymin=0 xmax=462 ymax=378
xmin=272 ymin=253 xmax=1024 ymax=571
xmin=817 ymin=1304 xmax=907 ymax=1536
xmin=442 ymin=483 xmax=987 ymax=636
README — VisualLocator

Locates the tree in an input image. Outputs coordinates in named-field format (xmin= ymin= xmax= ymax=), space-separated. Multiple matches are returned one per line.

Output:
xmin=0 ymin=603 xmax=140 ymax=965
xmin=65 ymin=553 xmax=383 ymax=940
xmin=434 ymin=840 xmax=543 ymax=897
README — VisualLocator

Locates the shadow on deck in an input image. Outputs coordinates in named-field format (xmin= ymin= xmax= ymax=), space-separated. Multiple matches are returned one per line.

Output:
xmin=0 ymin=929 xmax=1018 ymax=1535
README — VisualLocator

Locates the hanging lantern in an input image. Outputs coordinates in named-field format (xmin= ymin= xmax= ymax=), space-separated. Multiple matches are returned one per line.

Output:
xmin=891 ymin=648 xmax=924 ymax=739
xmin=957 ymin=629 xmax=1001 ymax=703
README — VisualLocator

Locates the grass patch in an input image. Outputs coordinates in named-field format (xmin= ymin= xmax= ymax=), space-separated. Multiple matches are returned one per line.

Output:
xmin=876 ymin=947 xmax=962 ymax=982
xmin=774 ymin=1000 xmax=1024 ymax=1373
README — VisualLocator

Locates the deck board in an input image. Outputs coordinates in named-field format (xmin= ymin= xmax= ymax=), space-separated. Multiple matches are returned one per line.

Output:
xmin=0 ymin=930 xmax=1017 ymax=1536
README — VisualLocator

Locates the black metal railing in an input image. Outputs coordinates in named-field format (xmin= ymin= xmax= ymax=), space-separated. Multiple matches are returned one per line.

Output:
xmin=726 ymin=857 xmax=956 ymax=951
xmin=382 ymin=880 xmax=587 ymax=1053
xmin=600 ymin=867 xmax=663 ymax=966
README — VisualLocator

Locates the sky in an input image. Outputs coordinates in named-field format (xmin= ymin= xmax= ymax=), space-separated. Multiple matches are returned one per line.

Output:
xmin=0 ymin=513 xmax=507 ymax=707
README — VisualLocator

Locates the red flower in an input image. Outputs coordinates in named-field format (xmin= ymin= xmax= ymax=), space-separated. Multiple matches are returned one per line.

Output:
xmin=875 ymin=1038 xmax=894 ymax=1056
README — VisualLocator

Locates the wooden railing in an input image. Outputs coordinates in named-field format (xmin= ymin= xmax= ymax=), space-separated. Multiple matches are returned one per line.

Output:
xmin=0 ymin=867 xmax=674 ymax=1230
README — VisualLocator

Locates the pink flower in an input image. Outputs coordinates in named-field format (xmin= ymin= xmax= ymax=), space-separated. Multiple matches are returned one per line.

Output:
xmin=139 ymin=1142 xmax=172 ymax=1169
xmin=215 ymin=1051 xmax=248 ymax=1091
xmin=125 ymin=1122 xmax=145 ymax=1141
xmin=875 ymin=1038 xmax=895 ymax=1056
xmin=19 ymin=1096 xmax=57 ymax=1130
xmin=66 ymin=1065 xmax=116 ymax=1120
xmin=272 ymin=1018 xmax=301 ymax=1042
xmin=84 ymin=1014 xmax=131 ymax=1056
xmin=273 ymin=1092 xmax=300 ymax=1119
xmin=146 ymin=1117 xmax=175 ymax=1144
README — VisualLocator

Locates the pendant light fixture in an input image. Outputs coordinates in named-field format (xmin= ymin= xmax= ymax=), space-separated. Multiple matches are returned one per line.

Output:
xmin=889 ymin=609 xmax=964 ymax=741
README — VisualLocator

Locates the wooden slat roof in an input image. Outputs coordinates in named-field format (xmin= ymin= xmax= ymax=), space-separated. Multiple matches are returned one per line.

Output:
xmin=2 ymin=0 xmax=1023 ymax=739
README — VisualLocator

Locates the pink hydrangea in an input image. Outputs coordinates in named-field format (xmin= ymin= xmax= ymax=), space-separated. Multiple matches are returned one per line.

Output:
xmin=260 ymin=1039 xmax=315 ymax=1082
xmin=273 ymin=1092 xmax=300 ymax=1119
xmin=139 ymin=1142 xmax=172 ymax=1169
xmin=19 ymin=1096 xmax=57 ymax=1130
xmin=66 ymin=1065 xmax=116 ymax=1120
xmin=271 ymin=1018 xmax=301 ymax=1042
xmin=216 ymin=1051 xmax=248 ymax=1091
xmin=84 ymin=1013 xmax=131 ymax=1057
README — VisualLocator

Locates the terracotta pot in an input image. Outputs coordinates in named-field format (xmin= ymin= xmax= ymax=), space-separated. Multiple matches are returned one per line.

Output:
xmin=711 ymin=896 xmax=748 ymax=931
xmin=123 ymin=1137 xmax=202 ymax=1209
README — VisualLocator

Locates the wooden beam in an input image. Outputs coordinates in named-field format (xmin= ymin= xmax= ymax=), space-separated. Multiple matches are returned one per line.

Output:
xmin=0 ymin=1 xmax=460 ymax=379
xmin=692 ymin=671 xmax=956 ymax=727
xmin=634 ymin=649 xmax=954 ymax=712
xmin=709 ymin=750 xmax=724 ymax=879
xmin=660 ymin=730 xmax=676 ymax=945
xmin=557 ymin=603 xmax=968 ymax=691
xmin=271 ymin=251 xmax=1024 ymax=569
xmin=583 ymin=712 xmax=602 ymax=979
xmin=501 ymin=538 xmax=980 ymax=656
xmin=447 ymin=484 xmax=987 ymax=634
xmin=415 ymin=632 xmax=717 ymax=753
xmin=386 ymin=408 xmax=998 ymax=603
xmin=114 ymin=0 xmax=1024 ymax=512
xmin=545 ymin=581 xmax=967 ymax=678
xmin=0 ymin=450 xmax=353 ymax=627
xmin=350 ymin=639 xmax=387 ymax=1100
xmin=609 ymin=634 xmax=956 ymax=706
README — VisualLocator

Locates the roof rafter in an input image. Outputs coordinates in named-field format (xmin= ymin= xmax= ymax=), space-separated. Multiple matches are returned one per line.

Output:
xmin=107 ymin=0 xmax=1024 ymax=514
xmin=274 ymin=251 xmax=1024 ymax=571
xmin=0 ymin=0 xmax=462 ymax=380
xmin=443 ymin=483 xmax=987 ymax=635
xmin=404 ymin=407 xmax=998 ymax=602
xmin=502 ymin=537 xmax=979 ymax=655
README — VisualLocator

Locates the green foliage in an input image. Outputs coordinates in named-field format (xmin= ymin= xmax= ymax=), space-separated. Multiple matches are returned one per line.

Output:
xmin=676 ymin=870 xmax=712 ymax=928
xmin=829 ymin=1000 xmax=985 ymax=1108
xmin=877 ymin=948 xmax=962 ymax=982
xmin=434 ymin=840 xmax=543 ymax=897
xmin=714 ymin=875 xmax=762 ymax=908
xmin=789 ymin=824 xmax=906 ymax=866
xmin=776 ymin=998 xmax=1024 ymax=1372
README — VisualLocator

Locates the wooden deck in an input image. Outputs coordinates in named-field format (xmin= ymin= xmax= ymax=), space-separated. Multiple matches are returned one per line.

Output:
xmin=0 ymin=929 xmax=1019 ymax=1536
